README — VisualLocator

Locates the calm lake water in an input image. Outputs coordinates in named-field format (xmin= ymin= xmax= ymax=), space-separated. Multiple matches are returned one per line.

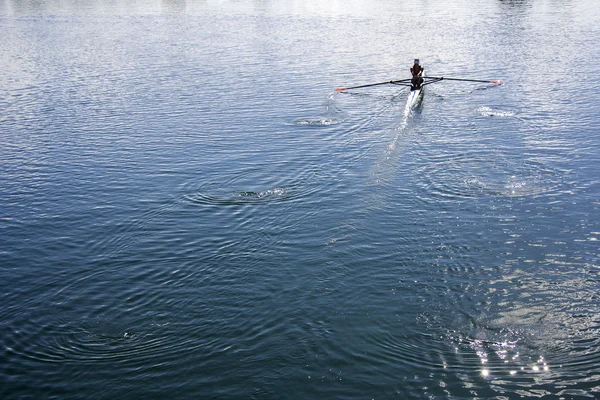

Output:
xmin=1 ymin=0 xmax=600 ymax=398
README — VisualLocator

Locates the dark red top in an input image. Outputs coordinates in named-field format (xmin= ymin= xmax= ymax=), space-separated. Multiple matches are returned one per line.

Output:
xmin=411 ymin=65 xmax=423 ymax=77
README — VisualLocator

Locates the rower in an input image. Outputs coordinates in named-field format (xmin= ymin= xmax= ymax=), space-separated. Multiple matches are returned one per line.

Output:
xmin=410 ymin=58 xmax=424 ymax=91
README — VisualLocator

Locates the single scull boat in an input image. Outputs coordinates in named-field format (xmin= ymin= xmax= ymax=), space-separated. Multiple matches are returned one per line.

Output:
xmin=335 ymin=76 xmax=502 ymax=108
xmin=336 ymin=76 xmax=444 ymax=109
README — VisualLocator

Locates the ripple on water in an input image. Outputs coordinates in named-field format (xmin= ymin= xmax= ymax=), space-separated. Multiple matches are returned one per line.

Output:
xmin=412 ymin=257 xmax=600 ymax=397
xmin=185 ymin=185 xmax=289 ymax=206
xmin=182 ymin=168 xmax=324 ymax=206
xmin=293 ymin=117 xmax=342 ymax=126
xmin=3 ymin=315 xmax=195 ymax=366
xmin=2 ymin=264 xmax=223 ymax=368
xmin=293 ymin=91 xmax=348 ymax=127
xmin=416 ymin=153 xmax=565 ymax=200
xmin=477 ymin=106 xmax=516 ymax=118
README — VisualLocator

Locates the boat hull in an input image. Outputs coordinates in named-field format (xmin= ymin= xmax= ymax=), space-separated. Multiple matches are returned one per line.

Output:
xmin=407 ymin=87 xmax=424 ymax=109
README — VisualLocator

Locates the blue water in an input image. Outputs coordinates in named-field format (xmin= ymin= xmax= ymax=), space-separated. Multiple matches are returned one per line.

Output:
xmin=1 ymin=0 xmax=600 ymax=398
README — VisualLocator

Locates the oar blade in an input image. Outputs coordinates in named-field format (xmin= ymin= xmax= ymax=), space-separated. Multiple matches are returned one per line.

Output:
xmin=491 ymin=80 xmax=503 ymax=85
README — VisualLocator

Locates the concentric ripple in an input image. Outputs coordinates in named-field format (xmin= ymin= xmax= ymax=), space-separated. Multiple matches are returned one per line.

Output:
xmin=477 ymin=106 xmax=516 ymax=118
xmin=182 ymin=167 xmax=326 ymax=206
xmin=293 ymin=117 xmax=341 ymax=126
xmin=416 ymin=153 xmax=565 ymax=199
xmin=184 ymin=183 xmax=292 ymax=206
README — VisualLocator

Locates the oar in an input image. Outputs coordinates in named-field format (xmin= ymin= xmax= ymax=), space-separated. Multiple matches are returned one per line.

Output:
xmin=335 ymin=79 xmax=412 ymax=91
xmin=426 ymin=76 xmax=503 ymax=85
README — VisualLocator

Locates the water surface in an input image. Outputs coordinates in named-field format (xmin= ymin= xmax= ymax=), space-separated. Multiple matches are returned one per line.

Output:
xmin=1 ymin=0 xmax=600 ymax=398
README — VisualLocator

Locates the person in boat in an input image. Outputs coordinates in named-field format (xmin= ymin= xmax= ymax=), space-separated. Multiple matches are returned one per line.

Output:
xmin=410 ymin=58 xmax=424 ymax=91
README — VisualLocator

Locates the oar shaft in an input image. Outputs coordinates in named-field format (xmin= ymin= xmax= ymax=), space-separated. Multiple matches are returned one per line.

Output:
xmin=335 ymin=76 xmax=502 ymax=91
xmin=335 ymin=81 xmax=392 ymax=91
xmin=427 ymin=76 xmax=503 ymax=84
xmin=336 ymin=79 xmax=412 ymax=91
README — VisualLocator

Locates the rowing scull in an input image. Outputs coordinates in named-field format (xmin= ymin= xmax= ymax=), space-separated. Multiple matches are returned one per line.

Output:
xmin=335 ymin=76 xmax=501 ymax=111
xmin=406 ymin=86 xmax=424 ymax=109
